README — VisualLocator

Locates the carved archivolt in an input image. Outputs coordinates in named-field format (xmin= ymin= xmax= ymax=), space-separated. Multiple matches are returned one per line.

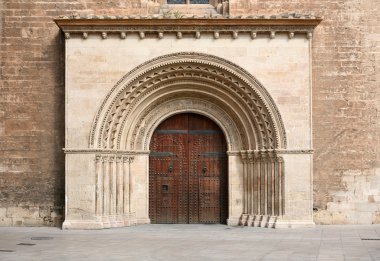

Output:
xmin=90 ymin=52 xmax=286 ymax=151
xmin=130 ymin=98 xmax=242 ymax=151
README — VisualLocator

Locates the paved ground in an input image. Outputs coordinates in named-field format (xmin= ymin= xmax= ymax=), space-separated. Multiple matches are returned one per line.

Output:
xmin=0 ymin=224 xmax=379 ymax=260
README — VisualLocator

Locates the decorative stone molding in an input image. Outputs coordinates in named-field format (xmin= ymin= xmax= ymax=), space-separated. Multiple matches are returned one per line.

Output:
xmin=54 ymin=17 xmax=321 ymax=40
xmin=63 ymin=148 xmax=147 ymax=155
xmin=240 ymin=150 xmax=284 ymax=221
xmin=57 ymin=18 xmax=318 ymax=228
xmin=93 ymin=154 xmax=136 ymax=228
xmin=88 ymin=52 xmax=287 ymax=151
xmin=129 ymin=98 xmax=242 ymax=151
xmin=276 ymin=149 xmax=314 ymax=154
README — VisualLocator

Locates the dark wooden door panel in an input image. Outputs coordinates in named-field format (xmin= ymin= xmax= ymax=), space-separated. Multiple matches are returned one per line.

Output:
xmin=149 ymin=113 xmax=227 ymax=224
xmin=156 ymin=177 xmax=177 ymax=223
xmin=199 ymin=177 xmax=220 ymax=223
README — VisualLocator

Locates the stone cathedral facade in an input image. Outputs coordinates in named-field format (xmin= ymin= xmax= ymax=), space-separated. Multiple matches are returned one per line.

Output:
xmin=0 ymin=1 xmax=378 ymax=228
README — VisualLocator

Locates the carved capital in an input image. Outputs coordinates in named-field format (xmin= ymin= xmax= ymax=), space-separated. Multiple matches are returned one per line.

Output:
xmin=247 ymin=150 xmax=254 ymax=163
xmin=240 ymin=150 xmax=248 ymax=162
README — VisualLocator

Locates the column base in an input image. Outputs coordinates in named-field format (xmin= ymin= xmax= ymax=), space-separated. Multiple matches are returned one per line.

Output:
xmin=227 ymin=216 xmax=240 ymax=226
xmin=236 ymin=214 xmax=315 ymax=229
xmin=102 ymin=216 xmax=111 ymax=228
xmin=124 ymin=213 xmax=138 ymax=226
xmin=110 ymin=215 xmax=125 ymax=228
xmin=239 ymin=214 xmax=249 ymax=226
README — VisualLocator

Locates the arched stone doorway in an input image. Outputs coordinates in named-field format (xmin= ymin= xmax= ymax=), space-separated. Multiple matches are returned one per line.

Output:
xmin=63 ymin=52 xmax=314 ymax=229
xmin=84 ymin=52 xmax=287 ymax=228
xmin=149 ymin=113 xmax=228 ymax=224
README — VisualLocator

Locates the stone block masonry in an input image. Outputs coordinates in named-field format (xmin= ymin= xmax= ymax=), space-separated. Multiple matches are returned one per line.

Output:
xmin=229 ymin=0 xmax=379 ymax=224
xmin=0 ymin=206 xmax=63 ymax=227
xmin=0 ymin=0 xmax=379 ymax=226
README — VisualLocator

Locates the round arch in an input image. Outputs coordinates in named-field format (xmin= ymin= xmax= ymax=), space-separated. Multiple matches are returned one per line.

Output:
xmin=90 ymin=52 xmax=287 ymax=152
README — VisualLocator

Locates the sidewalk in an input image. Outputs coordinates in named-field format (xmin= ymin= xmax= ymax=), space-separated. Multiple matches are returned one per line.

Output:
xmin=0 ymin=224 xmax=379 ymax=260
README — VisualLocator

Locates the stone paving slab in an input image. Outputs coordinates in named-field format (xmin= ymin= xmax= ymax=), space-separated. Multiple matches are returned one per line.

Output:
xmin=0 ymin=225 xmax=379 ymax=260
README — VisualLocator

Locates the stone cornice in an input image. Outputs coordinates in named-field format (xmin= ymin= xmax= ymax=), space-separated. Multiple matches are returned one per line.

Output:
xmin=54 ymin=18 xmax=322 ymax=40
xmin=54 ymin=18 xmax=322 ymax=27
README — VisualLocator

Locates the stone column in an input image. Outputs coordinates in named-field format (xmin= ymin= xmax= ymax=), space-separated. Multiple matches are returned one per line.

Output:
xmin=240 ymin=151 xmax=249 ymax=225
xmin=102 ymin=156 xmax=111 ymax=228
xmin=95 ymin=155 xmax=103 ymax=217
xmin=115 ymin=156 xmax=124 ymax=226
xmin=123 ymin=156 xmax=130 ymax=225
xmin=109 ymin=156 xmax=117 ymax=226
xmin=128 ymin=157 xmax=136 ymax=224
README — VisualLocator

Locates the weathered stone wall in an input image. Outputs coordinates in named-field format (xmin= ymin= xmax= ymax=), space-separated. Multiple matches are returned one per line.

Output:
xmin=0 ymin=0 xmax=378 ymax=226
xmin=0 ymin=1 xmax=146 ymax=227
xmin=231 ymin=0 xmax=380 ymax=224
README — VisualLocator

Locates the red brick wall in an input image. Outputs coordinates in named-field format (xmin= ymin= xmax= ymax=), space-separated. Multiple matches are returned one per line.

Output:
xmin=0 ymin=0 xmax=378 ymax=225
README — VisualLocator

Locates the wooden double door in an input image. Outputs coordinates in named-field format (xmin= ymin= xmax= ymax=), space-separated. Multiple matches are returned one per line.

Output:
xmin=149 ymin=113 xmax=228 ymax=224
